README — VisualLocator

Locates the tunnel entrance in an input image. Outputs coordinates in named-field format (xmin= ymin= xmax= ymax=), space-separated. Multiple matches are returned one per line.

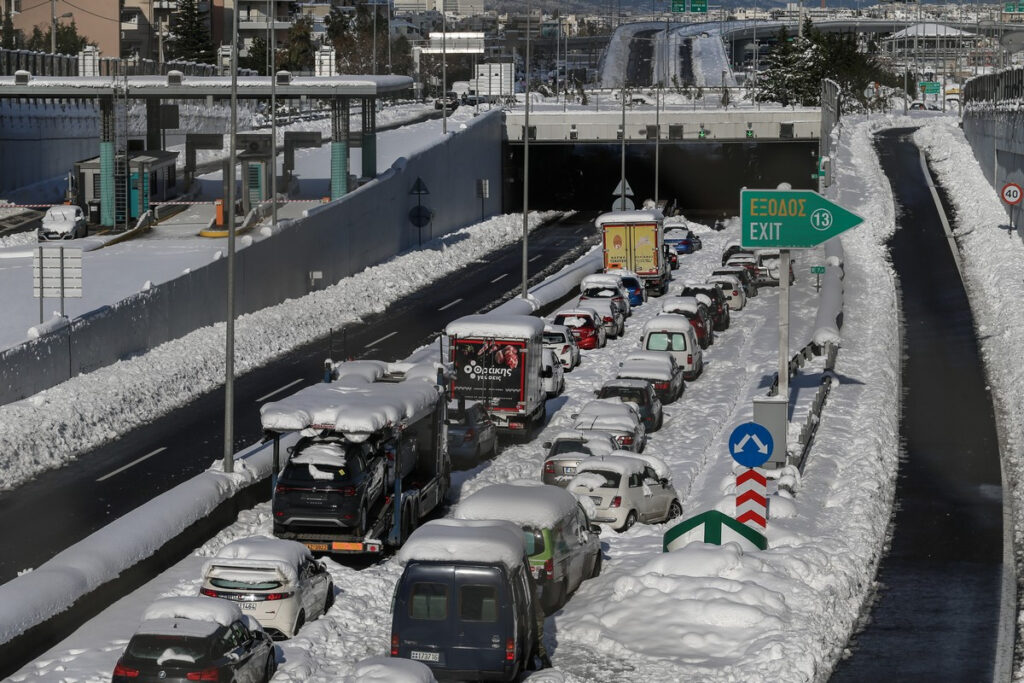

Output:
xmin=503 ymin=140 xmax=818 ymax=219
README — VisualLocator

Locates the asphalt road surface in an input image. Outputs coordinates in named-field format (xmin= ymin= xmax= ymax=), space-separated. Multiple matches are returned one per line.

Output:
xmin=0 ymin=212 xmax=600 ymax=584
xmin=831 ymin=129 xmax=1006 ymax=681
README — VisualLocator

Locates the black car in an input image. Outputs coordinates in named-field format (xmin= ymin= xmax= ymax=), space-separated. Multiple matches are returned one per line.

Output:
xmin=113 ymin=599 xmax=275 ymax=683
xmin=273 ymin=437 xmax=386 ymax=537
xmin=680 ymin=284 xmax=731 ymax=332
xmin=721 ymin=244 xmax=755 ymax=266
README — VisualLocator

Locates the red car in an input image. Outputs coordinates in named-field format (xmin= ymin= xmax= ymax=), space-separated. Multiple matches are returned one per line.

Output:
xmin=660 ymin=297 xmax=714 ymax=349
xmin=552 ymin=308 xmax=607 ymax=350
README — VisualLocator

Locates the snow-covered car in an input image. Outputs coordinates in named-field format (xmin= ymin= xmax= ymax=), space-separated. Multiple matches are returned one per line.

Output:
xmin=574 ymin=296 xmax=626 ymax=338
xmin=706 ymin=274 xmax=746 ymax=310
xmin=721 ymin=240 xmax=754 ymax=265
xmin=679 ymin=283 xmax=730 ymax=331
xmin=660 ymin=296 xmax=714 ymax=349
xmin=596 ymin=378 xmax=663 ymax=431
xmin=615 ymin=351 xmax=685 ymax=405
xmin=37 ymin=205 xmax=87 ymax=240
xmin=455 ymin=482 xmax=602 ymax=614
xmin=664 ymin=227 xmax=699 ymax=254
xmin=614 ymin=269 xmax=648 ymax=306
xmin=568 ymin=454 xmax=681 ymax=532
xmin=580 ymin=273 xmax=632 ymax=317
xmin=640 ymin=314 xmax=704 ymax=381
xmin=112 ymin=596 xmax=276 ymax=682
xmin=199 ymin=536 xmax=333 ymax=640
xmin=543 ymin=323 xmax=581 ymax=370
xmin=571 ymin=399 xmax=646 ymax=452
xmin=552 ymin=307 xmax=607 ymax=350
xmin=712 ymin=265 xmax=758 ymax=298
xmin=542 ymin=429 xmax=620 ymax=487
xmin=756 ymin=249 xmax=796 ymax=286
xmin=541 ymin=348 xmax=565 ymax=398
xmin=666 ymin=244 xmax=680 ymax=270
xmin=447 ymin=399 xmax=498 ymax=466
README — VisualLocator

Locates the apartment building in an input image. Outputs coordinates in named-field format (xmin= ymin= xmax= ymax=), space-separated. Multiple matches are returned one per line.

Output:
xmin=4 ymin=0 xmax=119 ymax=57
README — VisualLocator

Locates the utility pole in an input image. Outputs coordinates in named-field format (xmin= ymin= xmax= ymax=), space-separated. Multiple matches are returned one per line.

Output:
xmin=620 ymin=80 xmax=626 ymax=210
xmin=441 ymin=7 xmax=447 ymax=134
xmin=373 ymin=0 xmax=378 ymax=75
xmin=50 ymin=0 xmax=56 ymax=54
xmin=269 ymin=0 xmax=277 ymax=231
xmin=224 ymin=0 xmax=240 ymax=474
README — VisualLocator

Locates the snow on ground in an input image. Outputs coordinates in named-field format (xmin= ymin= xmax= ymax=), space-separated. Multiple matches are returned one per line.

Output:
xmin=914 ymin=119 xmax=1024 ymax=671
xmin=10 ymin=156 xmax=906 ymax=680
xmin=0 ymin=231 xmax=37 ymax=249
xmin=0 ymin=210 xmax=559 ymax=491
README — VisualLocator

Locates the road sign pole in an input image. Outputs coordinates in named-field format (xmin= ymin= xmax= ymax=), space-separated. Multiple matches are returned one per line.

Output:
xmin=778 ymin=249 xmax=790 ymax=408
xmin=37 ymin=246 xmax=43 ymax=324
xmin=59 ymin=246 xmax=65 ymax=317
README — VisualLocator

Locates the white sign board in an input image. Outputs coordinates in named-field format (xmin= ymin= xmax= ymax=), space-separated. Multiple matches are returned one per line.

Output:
xmin=32 ymin=247 xmax=83 ymax=298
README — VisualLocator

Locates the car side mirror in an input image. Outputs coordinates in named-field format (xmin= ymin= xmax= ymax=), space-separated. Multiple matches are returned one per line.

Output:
xmin=542 ymin=441 xmax=552 ymax=449
xmin=659 ymin=477 xmax=669 ymax=487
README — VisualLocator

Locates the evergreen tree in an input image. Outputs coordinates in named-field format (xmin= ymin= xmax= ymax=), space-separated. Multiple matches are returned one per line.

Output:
xmin=241 ymin=35 xmax=269 ymax=75
xmin=2 ymin=8 xmax=18 ymax=50
xmin=170 ymin=0 xmax=215 ymax=64
xmin=282 ymin=15 xmax=314 ymax=72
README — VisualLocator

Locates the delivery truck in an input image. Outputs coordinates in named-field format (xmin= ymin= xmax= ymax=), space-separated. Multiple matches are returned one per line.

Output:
xmin=597 ymin=209 xmax=670 ymax=296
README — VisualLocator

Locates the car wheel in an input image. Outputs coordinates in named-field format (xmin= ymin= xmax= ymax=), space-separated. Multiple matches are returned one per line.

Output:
xmin=263 ymin=653 xmax=276 ymax=682
xmin=668 ymin=500 xmax=682 ymax=520
xmin=618 ymin=511 xmax=638 ymax=533
xmin=324 ymin=581 xmax=335 ymax=612
xmin=291 ymin=611 xmax=305 ymax=639
xmin=591 ymin=550 xmax=603 ymax=578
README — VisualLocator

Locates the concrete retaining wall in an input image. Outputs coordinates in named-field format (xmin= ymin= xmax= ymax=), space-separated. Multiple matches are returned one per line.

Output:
xmin=0 ymin=110 xmax=504 ymax=405
xmin=961 ymin=107 xmax=1024 ymax=229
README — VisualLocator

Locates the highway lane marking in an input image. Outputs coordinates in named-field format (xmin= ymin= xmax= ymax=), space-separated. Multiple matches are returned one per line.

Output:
xmin=96 ymin=447 xmax=167 ymax=482
xmin=529 ymin=254 xmax=543 ymax=262
xmin=918 ymin=150 xmax=964 ymax=280
xmin=256 ymin=378 xmax=303 ymax=403
xmin=438 ymin=298 xmax=463 ymax=311
xmin=490 ymin=273 xmax=508 ymax=283
xmin=365 ymin=331 xmax=397 ymax=348
xmin=574 ymin=228 xmax=583 ymax=234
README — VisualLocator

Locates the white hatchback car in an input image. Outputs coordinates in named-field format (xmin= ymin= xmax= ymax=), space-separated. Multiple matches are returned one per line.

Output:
xmin=568 ymin=454 xmax=681 ymax=532
xmin=705 ymin=274 xmax=746 ymax=310
xmin=541 ymin=347 xmax=566 ymax=398
xmin=200 ymin=536 xmax=334 ymax=640
xmin=543 ymin=323 xmax=581 ymax=371
xmin=571 ymin=398 xmax=646 ymax=452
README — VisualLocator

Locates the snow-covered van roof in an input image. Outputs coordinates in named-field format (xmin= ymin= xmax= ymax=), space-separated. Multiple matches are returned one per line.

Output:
xmin=660 ymin=297 xmax=701 ymax=316
xmin=642 ymin=314 xmax=698 ymax=335
xmin=455 ymin=483 xmax=580 ymax=529
xmin=397 ymin=519 xmax=526 ymax=571
xmin=601 ymin=377 xmax=653 ymax=391
xmin=445 ymin=314 xmax=544 ymax=340
xmin=202 ymin=536 xmax=311 ymax=585
xmin=331 ymin=360 xmax=389 ymax=384
xmin=616 ymin=359 xmax=673 ymax=382
xmin=595 ymin=209 xmax=664 ymax=228
xmin=140 ymin=597 xmax=242 ymax=637
xmin=260 ymin=379 xmax=440 ymax=440
xmin=580 ymin=273 xmax=625 ymax=289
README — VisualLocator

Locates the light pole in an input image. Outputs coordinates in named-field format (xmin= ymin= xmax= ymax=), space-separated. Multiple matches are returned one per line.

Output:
xmin=372 ymin=0 xmax=378 ymax=75
xmin=522 ymin=1 xmax=531 ymax=299
xmin=268 ymin=0 xmax=277 ymax=231
xmin=441 ymin=8 xmax=448 ymax=134
xmin=224 ymin=0 xmax=240 ymax=474
xmin=50 ymin=2 xmax=72 ymax=54
xmin=619 ymin=79 xmax=626 ymax=210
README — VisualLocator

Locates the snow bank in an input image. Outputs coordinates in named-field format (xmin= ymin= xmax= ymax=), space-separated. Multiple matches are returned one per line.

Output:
xmin=142 ymin=595 xmax=242 ymax=629
xmin=344 ymin=656 xmax=436 ymax=683
xmin=202 ymin=536 xmax=312 ymax=584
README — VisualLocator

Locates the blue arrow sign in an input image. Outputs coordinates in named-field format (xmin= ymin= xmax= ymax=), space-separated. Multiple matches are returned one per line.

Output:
xmin=728 ymin=422 xmax=774 ymax=468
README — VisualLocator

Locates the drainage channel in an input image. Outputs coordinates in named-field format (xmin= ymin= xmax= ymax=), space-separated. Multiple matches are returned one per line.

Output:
xmin=830 ymin=129 xmax=1007 ymax=681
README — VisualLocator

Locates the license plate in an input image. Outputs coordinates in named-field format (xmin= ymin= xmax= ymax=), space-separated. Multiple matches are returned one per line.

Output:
xmin=304 ymin=542 xmax=329 ymax=552
xmin=590 ymin=496 xmax=603 ymax=505
xmin=410 ymin=651 xmax=440 ymax=662
xmin=300 ymin=494 xmax=327 ymax=504
xmin=562 ymin=466 xmax=576 ymax=474
xmin=240 ymin=602 xmax=258 ymax=610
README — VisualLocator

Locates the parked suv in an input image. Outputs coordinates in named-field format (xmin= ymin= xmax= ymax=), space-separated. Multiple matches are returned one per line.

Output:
xmin=455 ymin=483 xmax=602 ymax=614
xmin=273 ymin=437 xmax=385 ymax=537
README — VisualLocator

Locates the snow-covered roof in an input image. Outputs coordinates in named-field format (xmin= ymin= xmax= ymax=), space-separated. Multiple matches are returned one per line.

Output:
xmin=387 ymin=360 xmax=447 ymax=384
xmin=548 ymin=430 xmax=618 ymax=454
xmin=889 ymin=23 xmax=976 ymax=40
xmin=581 ymin=273 xmax=625 ymax=289
xmin=543 ymin=323 xmax=572 ymax=338
xmin=445 ymin=314 xmax=544 ymax=340
xmin=397 ymin=519 xmax=526 ymax=570
xmin=614 ymin=268 xmax=642 ymax=281
xmin=625 ymin=351 xmax=678 ymax=367
xmin=575 ymin=454 xmax=650 ymax=479
xmin=554 ymin=307 xmax=600 ymax=320
xmin=42 ymin=206 xmax=78 ymax=223
xmin=574 ymin=399 xmax=641 ymax=432
xmin=601 ymin=377 xmax=652 ymax=391
xmin=664 ymin=228 xmax=692 ymax=238
xmin=260 ymin=380 xmax=440 ymax=439
xmin=575 ymin=297 xmax=614 ymax=315
xmin=455 ymin=483 xmax=580 ymax=529
xmin=202 ymin=536 xmax=312 ymax=586
xmin=332 ymin=360 xmax=388 ymax=384
xmin=707 ymin=274 xmax=741 ymax=289
xmin=642 ymin=314 xmax=697 ymax=335
xmin=660 ymin=297 xmax=701 ymax=316
xmin=663 ymin=216 xmax=688 ymax=228
xmin=595 ymin=209 xmax=664 ymax=227
xmin=141 ymin=596 xmax=241 ymax=634
xmin=617 ymin=359 xmax=673 ymax=382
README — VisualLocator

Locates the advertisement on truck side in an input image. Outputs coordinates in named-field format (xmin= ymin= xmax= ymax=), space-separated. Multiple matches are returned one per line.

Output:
xmin=450 ymin=339 xmax=526 ymax=409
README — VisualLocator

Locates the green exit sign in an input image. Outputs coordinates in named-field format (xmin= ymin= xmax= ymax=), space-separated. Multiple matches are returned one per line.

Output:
xmin=1004 ymin=2 xmax=1024 ymax=11
xmin=918 ymin=81 xmax=941 ymax=94
xmin=690 ymin=0 xmax=708 ymax=11
xmin=672 ymin=0 xmax=686 ymax=11
xmin=811 ymin=266 xmax=826 ymax=274
xmin=740 ymin=189 xmax=865 ymax=249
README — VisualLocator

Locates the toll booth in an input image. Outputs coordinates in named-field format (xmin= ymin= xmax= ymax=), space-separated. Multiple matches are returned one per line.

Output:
xmin=74 ymin=150 xmax=179 ymax=223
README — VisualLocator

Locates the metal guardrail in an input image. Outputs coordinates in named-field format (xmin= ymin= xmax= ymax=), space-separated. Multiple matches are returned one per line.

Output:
xmin=964 ymin=66 xmax=1024 ymax=105
xmin=0 ymin=48 xmax=256 ymax=78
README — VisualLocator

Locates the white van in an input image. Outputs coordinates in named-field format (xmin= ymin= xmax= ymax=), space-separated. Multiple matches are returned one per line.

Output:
xmin=640 ymin=314 xmax=703 ymax=380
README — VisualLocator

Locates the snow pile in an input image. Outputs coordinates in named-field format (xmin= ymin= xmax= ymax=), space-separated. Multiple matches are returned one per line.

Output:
xmin=0 ymin=230 xmax=37 ymax=250
xmin=398 ymin=519 xmax=526 ymax=570
xmin=343 ymin=656 xmax=435 ymax=683
xmin=202 ymin=536 xmax=311 ymax=584
xmin=0 ymin=211 xmax=557 ymax=490
xmin=142 ymin=595 xmax=242 ymax=628
xmin=455 ymin=483 xmax=579 ymax=529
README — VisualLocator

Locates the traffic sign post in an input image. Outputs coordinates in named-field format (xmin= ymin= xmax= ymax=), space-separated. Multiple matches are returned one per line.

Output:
xmin=1003 ymin=182 xmax=1023 ymax=238
xmin=729 ymin=422 xmax=773 ymax=469
xmin=32 ymin=246 xmax=82 ymax=323
xmin=671 ymin=0 xmax=686 ymax=11
xmin=918 ymin=81 xmax=941 ymax=95
xmin=811 ymin=264 xmax=825 ymax=292
xmin=725 ymin=422 xmax=772 ymax=545
xmin=689 ymin=0 xmax=708 ymax=11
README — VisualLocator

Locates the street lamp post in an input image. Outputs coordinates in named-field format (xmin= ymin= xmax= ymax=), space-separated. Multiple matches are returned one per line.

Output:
xmin=522 ymin=2 xmax=531 ymax=299
xmin=268 ymin=0 xmax=277 ymax=231
xmin=224 ymin=0 xmax=240 ymax=474
xmin=441 ymin=9 xmax=448 ymax=134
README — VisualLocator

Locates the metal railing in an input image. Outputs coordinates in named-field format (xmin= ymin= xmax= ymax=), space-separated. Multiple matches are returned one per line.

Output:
xmin=0 ymin=48 xmax=257 ymax=78
xmin=963 ymin=65 xmax=1024 ymax=105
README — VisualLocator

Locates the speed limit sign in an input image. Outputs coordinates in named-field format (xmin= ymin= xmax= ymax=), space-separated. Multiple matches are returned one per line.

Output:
xmin=1002 ymin=182 xmax=1023 ymax=206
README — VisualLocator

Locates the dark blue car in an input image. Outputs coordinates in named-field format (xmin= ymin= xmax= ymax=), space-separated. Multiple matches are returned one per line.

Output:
xmin=664 ymin=228 xmax=694 ymax=254
xmin=616 ymin=272 xmax=646 ymax=307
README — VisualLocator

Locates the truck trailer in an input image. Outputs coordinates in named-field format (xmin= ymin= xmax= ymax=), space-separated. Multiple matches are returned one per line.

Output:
xmin=596 ymin=209 xmax=670 ymax=296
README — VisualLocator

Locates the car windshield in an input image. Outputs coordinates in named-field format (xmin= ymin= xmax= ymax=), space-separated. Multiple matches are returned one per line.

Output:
xmin=600 ymin=387 xmax=647 ymax=405
xmin=543 ymin=332 xmax=566 ymax=344
xmin=586 ymin=470 xmax=621 ymax=488
xmin=550 ymin=440 xmax=592 ymax=456
xmin=646 ymin=332 xmax=688 ymax=352
xmin=582 ymin=287 xmax=616 ymax=298
xmin=281 ymin=451 xmax=361 ymax=483
xmin=125 ymin=635 xmax=211 ymax=663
